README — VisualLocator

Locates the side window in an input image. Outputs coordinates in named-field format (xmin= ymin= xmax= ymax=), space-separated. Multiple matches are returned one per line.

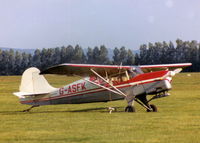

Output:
xmin=128 ymin=70 xmax=137 ymax=79
xmin=135 ymin=67 xmax=144 ymax=74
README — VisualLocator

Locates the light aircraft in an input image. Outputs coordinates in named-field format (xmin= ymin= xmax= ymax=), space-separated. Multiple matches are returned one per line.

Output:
xmin=13 ymin=63 xmax=192 ymax=112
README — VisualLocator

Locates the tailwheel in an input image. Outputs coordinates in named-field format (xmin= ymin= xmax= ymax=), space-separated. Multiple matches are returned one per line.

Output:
xmin=125 ymin=106 xmax=136 ymax=112
xmin=147 ymin=104 xmax=157 ymax=112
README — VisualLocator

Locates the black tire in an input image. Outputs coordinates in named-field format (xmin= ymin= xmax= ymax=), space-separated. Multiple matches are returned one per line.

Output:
xmin=147 ymin=104 xmax=157 ymax=112
xmin=125 ymin=106 xmax=136 ymax=112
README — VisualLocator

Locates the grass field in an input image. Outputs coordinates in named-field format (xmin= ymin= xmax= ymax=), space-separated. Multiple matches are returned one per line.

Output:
xmin=0 ymin=73 xmax=200 ymax=143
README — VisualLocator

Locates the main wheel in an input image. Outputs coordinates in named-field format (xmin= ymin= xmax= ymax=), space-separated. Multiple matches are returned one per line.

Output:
xmin=147 ymin=104 xmax=157 ymax=112
xmin=125 ymin=106 xmax=136 ymax=112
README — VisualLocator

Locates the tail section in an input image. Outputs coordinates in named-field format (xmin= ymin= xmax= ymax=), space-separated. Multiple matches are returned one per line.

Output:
xmin=14 ymin=67 xmax=57 ymax=98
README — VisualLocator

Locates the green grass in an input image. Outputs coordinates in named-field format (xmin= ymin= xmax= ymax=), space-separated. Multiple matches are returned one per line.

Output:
xmin=0 ymin=73 xmax=200 ymax=143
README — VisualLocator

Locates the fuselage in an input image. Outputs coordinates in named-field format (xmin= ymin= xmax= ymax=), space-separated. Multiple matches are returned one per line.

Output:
xmin=19 ymin=70 xmax=172 ymax=106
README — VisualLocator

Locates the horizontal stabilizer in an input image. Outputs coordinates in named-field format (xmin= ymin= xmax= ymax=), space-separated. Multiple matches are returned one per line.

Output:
xmin=13 ymin=92 xmax=49 ymax=98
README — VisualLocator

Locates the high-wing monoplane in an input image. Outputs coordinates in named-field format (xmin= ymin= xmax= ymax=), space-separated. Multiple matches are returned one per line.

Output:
xmin=13 ymin=63 xmax=192 ymax=112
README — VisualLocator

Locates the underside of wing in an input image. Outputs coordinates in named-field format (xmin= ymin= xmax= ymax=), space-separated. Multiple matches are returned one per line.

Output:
xmin=40 ymin=63 xmax=132 ymax=77
xmin=139 ymin=63 xmax=192 ymax=73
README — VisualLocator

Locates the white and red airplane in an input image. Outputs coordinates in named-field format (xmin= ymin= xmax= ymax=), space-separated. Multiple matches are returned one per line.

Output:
xmin=13 ymin=63 xmax=192 ymax=112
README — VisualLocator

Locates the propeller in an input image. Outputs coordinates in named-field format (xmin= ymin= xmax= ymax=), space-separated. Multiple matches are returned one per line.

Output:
xmin=161 ymin=68 xmax=183 ymax=80
xmin=174 ymin=68 xmax=183 ymax=74
xmin=169 ymin=68 xmax=182 ymax=77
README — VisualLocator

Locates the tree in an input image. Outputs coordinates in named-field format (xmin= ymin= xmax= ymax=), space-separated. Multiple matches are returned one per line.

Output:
xmin=32 ymin=49 xmax=41 ymax=68
xmin=0 ymin=49 xmax=2 ymax=74
xmin=7 ymin=49 xmax=15 ymax=75
xmin=87 ymin=47 xmax=94 ymax=64
xmin=139 ymin=44 xmax=148 ymax=64
xmin=154 ymin=42 xmax=163 ymax=64
xmin=93 ymin=46 xmax=100 ymax=64
xmin=126 ymin=49 xmax=135 ymax=65
xmin=54 ymin=47 xmax=61 ymax=65
xmin=40 ymin=48 xmax=48 ymax=70
xmin=0 ymin=50 xmax=9 ymax=75
xmin=164 ymin=41 xmax=175 ymax=64
xmin=14 ymin=51 xmax=22 ymax=75
xmin=65 ymin=45 xmax=74 ymax=63
xmin=135 ymin=53 xmax=140 ymax=65
xmin=71 ymin=45 xmax=86 ymax=63
xmin=146 ymin=42 xmax=155 ymax=64
xmin=113 ymin=47 xmax=120 ymax=64
xmin=46 ymin=48 xmax=54 ymax=67
xmin=60 ymin=46 xmax=67 ymax=63
xmin=119 ymin=47 xmax=128 ymax=65
xmin=189 ymin=40 xmax=199 ymax=71
xmin=21 ymin=52 xmax=31 ymax=73
xmin=98 ymin=45 xmax=110 ymax=64
xmin=176 ymin=38 xmax=185 ymax=62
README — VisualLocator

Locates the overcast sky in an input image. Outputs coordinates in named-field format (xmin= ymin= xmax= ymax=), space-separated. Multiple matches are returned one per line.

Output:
xmin=0 ymin=0 xmax=199 ymax=50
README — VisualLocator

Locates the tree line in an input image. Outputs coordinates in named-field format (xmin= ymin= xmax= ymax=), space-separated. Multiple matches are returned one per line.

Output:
xmin=136 ymin=39 xmax=199 ymax=72
xmin=0 ymin=45 xmax=135 ymax=75
xmin=0 ymin=38 xmax=199 ymax=75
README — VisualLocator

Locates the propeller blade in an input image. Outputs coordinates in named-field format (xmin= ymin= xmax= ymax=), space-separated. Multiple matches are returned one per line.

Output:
xmin=174 ymin=68 xmax=182 ymax=74
xmin=169 ymin=68 xmax=183 ymax=77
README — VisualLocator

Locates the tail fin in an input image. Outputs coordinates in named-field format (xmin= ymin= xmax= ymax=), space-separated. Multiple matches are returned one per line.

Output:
xmin=14 ymin=67 xmax=57 ymax=98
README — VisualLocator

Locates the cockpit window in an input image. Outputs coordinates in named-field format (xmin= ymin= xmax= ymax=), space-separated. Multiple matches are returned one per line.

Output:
xmin=128 ymin=69 xmax=137 ymax=79
xmin=134 ymin=67 xmax=144 ymax=74
xmin=108 ymin=67 xmax=143 ymax=83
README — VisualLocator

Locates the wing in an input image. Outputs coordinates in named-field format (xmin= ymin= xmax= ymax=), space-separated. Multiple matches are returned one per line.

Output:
xmin=139 ymin=63 xmax=192 ymax=73
xmin=40 ymin=63 xmax=132 ymax=77
xmin=40 ymin=63 xmax=192 ymax=76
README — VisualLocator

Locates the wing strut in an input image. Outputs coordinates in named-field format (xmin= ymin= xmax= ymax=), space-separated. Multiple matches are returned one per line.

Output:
xmin=84 ymin=78 xmax=123 ymax=96
xmin=90 ymin=69 xmax=127 ymax=97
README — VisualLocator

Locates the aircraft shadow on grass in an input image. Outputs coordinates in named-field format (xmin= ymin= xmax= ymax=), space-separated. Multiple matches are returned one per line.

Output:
xmin=0 ymin=106 xmax=124 ymax=115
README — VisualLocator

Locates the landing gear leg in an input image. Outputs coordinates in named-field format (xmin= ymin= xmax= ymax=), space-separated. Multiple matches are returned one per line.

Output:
xmin=125 ymin=97 xmax=136 ymax=112
xmin=22 ymin=105 xmax=39 ymax=112
xmin=135 ymin=95 xmax=158 ymax=112
xmin=125 ymin=106 xmax=135 ymax=112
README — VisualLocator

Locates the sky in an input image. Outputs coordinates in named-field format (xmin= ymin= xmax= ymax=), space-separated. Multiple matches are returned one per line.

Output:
xmin=0 ymin=0 xmax=200 ymax=50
